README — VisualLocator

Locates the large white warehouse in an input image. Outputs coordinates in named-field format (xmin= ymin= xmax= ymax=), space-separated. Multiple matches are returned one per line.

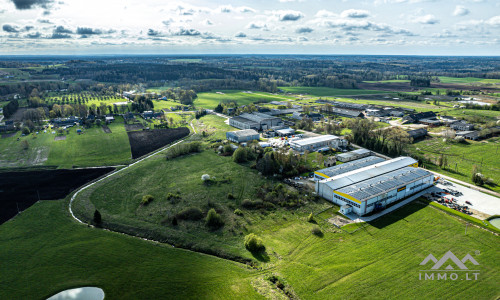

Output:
xmin=316 ymin=157 xmax=434 ymax=216
xmin=289 ymin=135 xmax=347 ymax=153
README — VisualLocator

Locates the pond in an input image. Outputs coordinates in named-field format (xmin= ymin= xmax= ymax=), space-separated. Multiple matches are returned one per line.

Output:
xmin=47 ymin=287 xmax=104 ymax=300
xmin=489 ymin=218 xmax=500 ymax=230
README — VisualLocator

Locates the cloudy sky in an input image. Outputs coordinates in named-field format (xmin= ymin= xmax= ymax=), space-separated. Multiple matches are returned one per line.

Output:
xmin=0 ymin=0 xmax=499 ymax=55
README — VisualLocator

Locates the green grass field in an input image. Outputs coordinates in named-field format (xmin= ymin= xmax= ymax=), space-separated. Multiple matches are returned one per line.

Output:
xmin=45 ymin=93 xmax=129 ymax=107
xmin=409 ymin=137 xmax=500 ymax=192
xmin=0 ymin=118 xmax=131 ymax=168
xmin=438 ymin=76 xmax=500 ymax=85
xmin=193 ymin=114 xmax=234 ymax=140
xmin=195 ymin=90 xmax=295 ymax=109
xmin=279 ymin=86 xmax=391 ymax=97
xmin=363 ymin=79 xmax=411 ymax=83
xmin=0 ymin=200 xmax=262 ymax=300
xmin=72 ymin=150 xmax=271 ymax=260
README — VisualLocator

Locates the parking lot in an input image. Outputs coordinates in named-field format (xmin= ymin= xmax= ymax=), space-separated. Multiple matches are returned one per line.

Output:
xmin=429 ymin=180 xmax=500 ymax=218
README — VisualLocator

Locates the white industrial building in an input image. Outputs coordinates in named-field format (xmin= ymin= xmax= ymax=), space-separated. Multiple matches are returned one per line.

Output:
xmin=336 ymin=148 xmax=372 ymax=162
xmin=229 ymin=112 xmax=283 ymax=131
xmin=226 ymin=129 xmax=260 ymax=143
xmin=314 ymin=156 xmax=385 ymax=180
xmin=289 ymin=135 xmax=347 ymax=153
xmin=316 ymin=157 xmax=433 ymax=216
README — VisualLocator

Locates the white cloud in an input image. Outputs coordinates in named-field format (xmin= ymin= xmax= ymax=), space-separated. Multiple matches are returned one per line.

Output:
xmin=272 ymin=10 xmax=304 ymax=21
xmin=453 ymin=5 xmax=470 ymax=17
xmin=413 ymin=14 xmax=439 ymax=24
xmin=486 ymin=15 xmax=500 ymax=26
xmin=340 ymin=9 xmax=371 ymax=19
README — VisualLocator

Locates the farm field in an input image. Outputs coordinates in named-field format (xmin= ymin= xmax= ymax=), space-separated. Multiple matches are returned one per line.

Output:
xmin=438 ymin=76 xmax=500 ymax=85
xmin=195 ymin=90 xmax=295 ymax=109
xmin=0 ymin=199 xmax=261 ymax=300
xmin=0 ymin=118 xmax=132 ymax=168
xmin=45 ymin=93 xmax=129 ymax=107
xmin=408 ymin=137 xmax=500 ymax=193
xmin=127 ymin=127 xmax=190 ymax=158
xmin=363 ymin=79 xmax=411 ymax=83
xmin=279 ymin=86 xmax=392 ymax=97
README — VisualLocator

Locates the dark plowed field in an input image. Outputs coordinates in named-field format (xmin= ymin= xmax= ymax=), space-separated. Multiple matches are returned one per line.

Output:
xmin=127 ymin=127 xmax=190 ymax=159
xmin=0 ymin=167 xmax=114 ymax=224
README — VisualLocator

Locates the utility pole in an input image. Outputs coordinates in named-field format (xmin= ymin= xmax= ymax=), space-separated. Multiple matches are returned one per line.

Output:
xmin=16 ymin=202 xmax=20 ymax=214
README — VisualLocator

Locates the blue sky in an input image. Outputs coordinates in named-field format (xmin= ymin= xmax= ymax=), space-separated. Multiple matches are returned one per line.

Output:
xmin=0 ymin=0 xmax=499 ymax=55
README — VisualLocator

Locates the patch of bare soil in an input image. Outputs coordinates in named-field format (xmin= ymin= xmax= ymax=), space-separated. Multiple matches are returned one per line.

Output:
xmin=124 ymin=123 xmax=144 ymax=131
xmin=54 ymin=135 xmax=66 ymax=141
xmin=327 ymin=215 xmax=354 ymax=227
xmin=127 ymin=127 xmax=190 ymax=159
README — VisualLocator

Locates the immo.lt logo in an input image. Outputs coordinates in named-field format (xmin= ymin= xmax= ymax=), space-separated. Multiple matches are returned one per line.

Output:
xmin=419 ymin=250 xmax=480 ymax=281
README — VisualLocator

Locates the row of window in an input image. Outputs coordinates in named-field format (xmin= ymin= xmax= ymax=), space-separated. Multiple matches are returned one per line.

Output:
xmin=410 ymin=182 xmax=425 ymax=190
xmin=334 ymin=194 xmax=361 ymax=208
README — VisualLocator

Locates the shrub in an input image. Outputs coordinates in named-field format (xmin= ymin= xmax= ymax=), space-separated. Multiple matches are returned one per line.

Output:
xmin=311 ymin=227 xmax=323 ymax=237
xmin=93 ymin=209 xmax=102 ymax=225
xmin=205 ymin=208 xmax=224 ymax=229
xmin=176 ymin=207 xmax=204 ymax=221
xmin=244 ymin=233 xmax=265 ymax=252
xmin=167 ymin=192 xmax=181 ymax=203
xmin=227 ymin=193 xmax=235 ymax=200
xmin=141 ymin=194 xmax=154 ymax=206
xmin=241 ymin=199 xmax=262 ymax=209
xmin=22 ymin=126 xmax=30 ymax=135
xmin=234 ymin=209 xmax=243 ymax=216
xmin=223 ymin=144 xmax=233 ymax=154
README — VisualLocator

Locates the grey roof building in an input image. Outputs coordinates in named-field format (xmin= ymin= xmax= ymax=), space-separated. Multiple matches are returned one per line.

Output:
xmin=226 ymin=129 xmax=260 ymax=143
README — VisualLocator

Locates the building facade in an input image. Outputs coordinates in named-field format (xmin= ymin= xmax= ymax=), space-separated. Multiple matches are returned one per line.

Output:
xmin=289 ymin=135 xmax=347 ymax=153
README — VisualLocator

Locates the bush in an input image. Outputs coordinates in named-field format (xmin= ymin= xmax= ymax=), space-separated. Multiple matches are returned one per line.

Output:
xmin=311 ymin=227 xmax=323 ymax=237
xmin=93 ymin=209 xmax=102 ymax=225
xmin=165 ymin=141 xmax=202 ymax=159
xmin=166 ymin=192 xmax=181 ymax=203
xmin=223 ymin=144 xmax=233 ymax=154
xmin=141 ymin=194 xmax=154 ymax=205
xmin=234 ymin=209 xmax=243 ymax=216
xmin=241 ymin=199 xmax=262 ymax=209
xmin=22 ymin=127 xmax=30 ymax=135
xmin=232 ymin=147 xmax=247 ymax=163
xmin=244 ymin=233 xmax=265 ymax=252
xmin=227 ymin=193 xmax=235 ymax=200
xmin=205 ymin=208 xmax=224 ymax=229
xmin=176 ymin=207 xmax=204 ymax=221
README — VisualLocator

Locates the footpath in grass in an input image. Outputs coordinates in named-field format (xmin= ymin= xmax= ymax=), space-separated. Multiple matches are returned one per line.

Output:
xmin=0 ymin=200 xmax=261 ymax=300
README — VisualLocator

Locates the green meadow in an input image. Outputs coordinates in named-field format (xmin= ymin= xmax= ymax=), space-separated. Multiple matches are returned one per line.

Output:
xmin=408 ymin=136 xmax=500 ymax=193
xmin=195 ymin=90 xmax=295 ymax=109
xmin=0 ymin=117 xmax=131 ymax=168
xmin=438 ymin=76 xmax=500 ymax=85
xmin=279 ymin=86 xmax=392 ymax=97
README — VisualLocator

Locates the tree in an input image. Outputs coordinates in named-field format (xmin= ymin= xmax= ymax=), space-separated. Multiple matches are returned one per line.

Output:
xmin=93 ymin=209 xmax=102 ymax=225
xmin=233 ymin=147 xmax=247 ymax=163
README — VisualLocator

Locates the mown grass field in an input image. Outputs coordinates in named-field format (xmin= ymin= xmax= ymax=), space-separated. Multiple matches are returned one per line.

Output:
xmin=408 ymin=137 xmax=500 ymax=192
xmin=0 ymin=117 xmax=131 ymax=168
xmin=0 ymin=200 xmax=262 ymax=300
xmin=193 ymin=114 xmax=234 ymax=140
xmin=255 ymin=200 xmax=500 ymax=299
xmin=438 ymin=76 xmax=500 ymax=85
xmin=195 ymin=90 xmax=295 ymax=109
xmin=279 ymin=86 xmax=391 ymax=97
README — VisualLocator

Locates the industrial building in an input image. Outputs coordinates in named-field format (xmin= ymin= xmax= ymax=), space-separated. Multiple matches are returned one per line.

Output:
xmin=336 ymin=148 xmax=372 ymax=162
xmin=314 ymin=156 xmax=385 ymax=180
xmin=316 ymin=157 xmax=432 ymax=216
xmin=226 ymin=129 xmax=260 ymax=143
xmin=229 ymin=112 xmax=283 ymax=130
xmin=289 ymin=135 xmax=347 ymax=153
xmin=331 ymin=107 xmax=364 ymax=118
